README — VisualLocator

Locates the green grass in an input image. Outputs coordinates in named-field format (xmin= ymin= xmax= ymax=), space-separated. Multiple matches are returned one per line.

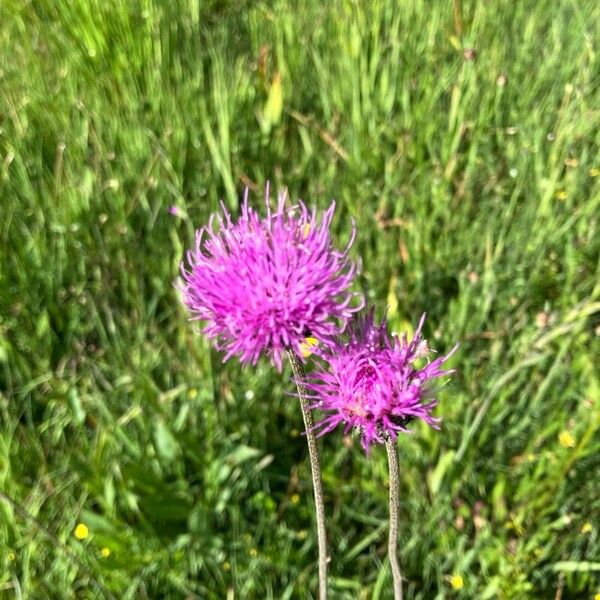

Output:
xmin=1 ymin=0 xmax=600 ymax=598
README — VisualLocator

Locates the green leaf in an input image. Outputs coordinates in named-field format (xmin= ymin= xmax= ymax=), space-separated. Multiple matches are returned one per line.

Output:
xmin=153 ymin=419 xmax=180 ymax=464
xmin=427 ymin=449 xmax=456 ymax=495
xmin=551 ymin=561 xmax=600 ymax=572
xmin=225 ymin=445 xmax=262 ymax=466
xmin=68 ymin=387 xmax=85 ymax=424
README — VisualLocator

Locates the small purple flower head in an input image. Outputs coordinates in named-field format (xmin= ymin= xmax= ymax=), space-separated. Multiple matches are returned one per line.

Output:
xmin=168 ymin=205 xmax=186 ymax=218
xmin=303 ymin=309 xmax=458 ymax=452
xmin=179 ymin=186 xmax=363 ymax=370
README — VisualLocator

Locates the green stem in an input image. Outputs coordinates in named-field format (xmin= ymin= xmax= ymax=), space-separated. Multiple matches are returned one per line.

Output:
xmin=385 ymin=436 xmax=403 ymax=600
xmin=286 ymin=349 xmax=328 ymax=600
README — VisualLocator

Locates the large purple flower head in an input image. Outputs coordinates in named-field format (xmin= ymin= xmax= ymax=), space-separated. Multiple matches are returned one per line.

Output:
xmin=179 ymin=186 xmax=363 ymax=370
xmin=304 ymin=309 xmax=458 ymax=452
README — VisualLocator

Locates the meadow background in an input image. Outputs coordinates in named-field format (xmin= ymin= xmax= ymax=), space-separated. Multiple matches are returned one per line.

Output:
xmin=1 ymin=0 xmax=600 ymax=598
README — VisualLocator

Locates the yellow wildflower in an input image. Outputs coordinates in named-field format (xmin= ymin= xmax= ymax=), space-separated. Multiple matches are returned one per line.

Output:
xmin=249 ymin=548 xmax=258 ymax=557
xmin=558 ymin=430 xmax=575 ymax=448
xmin=74 ymin=523 xmax=89 ymax=540
xmin=589 ymin=167 xmax=600 ymax=177
xmin=555 ymin=190 xmax=568 ymax=201
xmin=100 ymin=547 xmax=111 ymax=558
xmin=187 ymin=388 xmax=198 ymax=399
xmin=222 ymin=561 xmax=231 ymax=571
xmin=8 ymin=551 xmax=15 ymax=561
xmin=299 ymin=337 xmax=318 ymax=358
xmin=450 ymin=574 xmax=464 ymax=590
xmin=581 ymin=522 xmax=593 ymax=534
xmin=291 ymin=493 xmax=300 ymax=505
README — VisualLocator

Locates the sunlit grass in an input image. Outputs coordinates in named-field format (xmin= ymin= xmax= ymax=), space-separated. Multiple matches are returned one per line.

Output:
xmin=1 ymin=0 xmax=599 ymax=598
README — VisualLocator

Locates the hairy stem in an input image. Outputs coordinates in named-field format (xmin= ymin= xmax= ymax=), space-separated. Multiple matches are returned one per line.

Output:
xmin=385 ymin=436 xmax=403 ymax=600
xmin=286 ymin=349 xmax=328 ymax=600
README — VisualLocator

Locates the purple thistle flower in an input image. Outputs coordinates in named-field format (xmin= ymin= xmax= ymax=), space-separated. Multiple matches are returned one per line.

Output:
xmin=179 ymin=186 xmax=363 ymax=370
xmin=303 ymin=310 xmax=458 ymax=453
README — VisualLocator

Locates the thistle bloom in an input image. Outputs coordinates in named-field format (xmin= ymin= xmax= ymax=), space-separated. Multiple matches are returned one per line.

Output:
xmin=303 ymin=310 xmax=457 ymax=452
xmin=180 ymin=187 xmax=362 ymax=370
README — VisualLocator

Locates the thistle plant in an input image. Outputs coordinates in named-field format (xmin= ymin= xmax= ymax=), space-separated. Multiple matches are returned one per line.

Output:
xmin=300 ymin=309 xmax=457 ymax=599
xmin=180 ymin=186 xmax=362 ymax=598
xmin=179 ymin=184 xmax=457 ymax=598
xmin=180 ymin=186 xmax=361 ymax=371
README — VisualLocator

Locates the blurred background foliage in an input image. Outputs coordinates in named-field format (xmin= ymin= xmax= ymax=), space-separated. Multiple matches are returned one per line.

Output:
xmin=1 ymin=0 xmax=599 ymax=598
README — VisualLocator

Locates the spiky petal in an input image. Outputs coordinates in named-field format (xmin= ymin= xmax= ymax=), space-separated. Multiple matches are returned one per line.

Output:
xmin=303 ymin=310 xmax=457 ymax=452
xmin=179 ymin=187 xmax=363 ymax=370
